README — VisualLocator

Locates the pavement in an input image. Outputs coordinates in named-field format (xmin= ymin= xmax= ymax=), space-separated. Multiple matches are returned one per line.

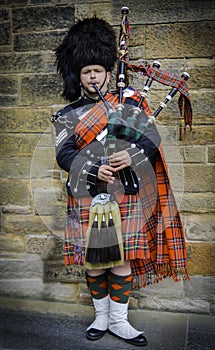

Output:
xmin=0 ymin=297 xmax=214 ymax=350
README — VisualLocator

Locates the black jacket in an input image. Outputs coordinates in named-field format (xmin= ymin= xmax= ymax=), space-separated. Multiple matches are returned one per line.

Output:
xmin=53 ymin=93 xmax=161 ymax=198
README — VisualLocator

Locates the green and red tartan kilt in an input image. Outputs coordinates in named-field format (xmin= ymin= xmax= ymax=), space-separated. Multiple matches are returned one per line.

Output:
xmin=64 ymin=192 xmax=152 ymax=260
xmin=63 ymin=153 xmax=189 ymax=287
xmin=64 ymin=192 xmax=161 ymax=285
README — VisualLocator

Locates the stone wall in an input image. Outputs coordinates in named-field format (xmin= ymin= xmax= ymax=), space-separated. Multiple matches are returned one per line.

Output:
xmin=0 ymin=0 xmax=214 ymax=314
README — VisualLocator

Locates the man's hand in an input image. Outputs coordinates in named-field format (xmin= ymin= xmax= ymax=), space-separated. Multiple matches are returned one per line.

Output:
xmin=97 ymin=164 xmax=116 ymax=183
xmin=109 ymin=150 xmax=132 ymax=172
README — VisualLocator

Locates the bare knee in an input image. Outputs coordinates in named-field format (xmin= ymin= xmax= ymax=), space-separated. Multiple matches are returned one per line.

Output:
xmin=111 ymin=261 xmax=131 ymax=276
xmin=87 ymin=268 xmax=107 ymax=276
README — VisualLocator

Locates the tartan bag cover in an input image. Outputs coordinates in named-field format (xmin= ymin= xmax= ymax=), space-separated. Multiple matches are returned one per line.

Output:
xmin=64 ymin=91 xmax=189 ymax=287
xmin=126 ymin=62 xmax=193 ymax=132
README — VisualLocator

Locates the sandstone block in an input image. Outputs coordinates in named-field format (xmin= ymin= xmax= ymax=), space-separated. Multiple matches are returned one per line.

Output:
xmin=30 ymin=146 xmax=56 ymax=179
xmin=41 ymin=51 xmax=58 ymax=74
xmin=0 ymin=253 xmax=43 ymax=279
xmin=20 ymin=74 xmax=63 ymax=106
xmin=0 ymin=278 xmax=44 ymax=298
xmin=127 ymin=25 xmax=145 ymax=46
xmin=0 ymin=107 xmax=51 ymax=133
xmin=14 ymin=31 xmax=66 ymax=52
xmin=30 ymin=179 xmax=63 ymax=207
xmin=0 ymin=276 xmax=78 ymax=303
xmin=0 ymin=95 xmax=18 ymax=107
xmin=0 ymin=211 xmax=2 ymax=232
xmin=25 ymin=234 xmax=63 ymax=260
xmin=0 ymin=233 xmax=25 ymax=253
xmin=0 ymin=9 xmax=9 ymax=22
xmin=162 ymin=145 xmax=207 ymax=164
xmin=78 ymin=292 xmax=93 ymax=306
xmin=0 ymin=134 xmax=46 ymax=158
xmin=187 ymin=66 xmax=215 ymax=90
xmin=139 ymin=296 xmax=209 ymax=314
xmin=129 ymin=45 xmax=145 ymax=61
xmin=185 ymin=213 xmax=215 ymax=241
xmin=187 ymin=242 xmax=215 ymax=275
xmin=2 ymin=214 xmax=51 ymax=235
xmin=188 ymin=90 xmax=215 ymax=119
xmin=0 ymin=22 xmax=10 ymax=46
xmin=42 ymin=281 xmax=79 ymax=303
xmin=0 ymin=53 xmax=44 ymax=74
xmin=180 ymin=146 xmax=207 ymax=163
xmin=75 ymin=3 xmax=91 ymax=21
xmin=184 ymin=275 xmax=215 ymax=300
xmin=133 ymin=277 xmax=184 ymax=299
xmin=184 ymin=164 xmax=215 ymax=192
xmin=31 ymin=131 xmax=54 ymax=149
xmin=181 ymin=193 xmax=215 ymax=213
xmin=185 ymin=125 xmax=215 ymax=145
xmin=2 ymin=278 xmax=78 ymax=303
xmin=0 ymin=158 xmax=31 ymax=179
xmin=145 ymin=21 xmax=215 ymax=59
xmin=12 ymin=6 xmax=74 ymax=32
xmin=44 ymin=260 xmax=85 ymax=283
xmin=208 ymin=146 xmax=215 ymax=163
xmin=33 ymin=187 xmax=62 ymax=215
xmin=0 ymin=76 xmax=18 ymax=95
xmin=91 ymin=3 xmax=114 ymax=24
xmin=0 ymin=179 xmax=31 ymax=206
xmin=2 ymin=205 xmax=33 ymax=215
xmin=146 ymin=92 xmax=181 ymax=125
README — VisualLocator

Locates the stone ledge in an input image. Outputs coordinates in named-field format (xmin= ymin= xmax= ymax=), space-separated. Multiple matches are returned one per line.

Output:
xmin=0 ymin=279 xmax=79 ymax=303
xmin=0 ymin=252 xmax=43 ymax=279
xmin=139 ymin=297 xmax=210 ymax=314
xmin=0 ymin=296 xmax=93 ymax=318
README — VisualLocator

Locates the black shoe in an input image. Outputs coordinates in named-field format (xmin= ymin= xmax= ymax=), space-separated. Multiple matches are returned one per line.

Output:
xmin=125 ymin=334 xmax=148 ymax=347
xmin=86 ymin=328 xmax=106 ymax=341
xmin=108 ymin=330 xmax=148 ymax=347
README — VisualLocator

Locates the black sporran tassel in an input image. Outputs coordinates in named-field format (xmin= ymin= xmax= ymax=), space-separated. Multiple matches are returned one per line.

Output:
xmin=85 ymin=194 xmax=124 ymax=269
xmin=85 ymin=215 xmax=121 ymax=264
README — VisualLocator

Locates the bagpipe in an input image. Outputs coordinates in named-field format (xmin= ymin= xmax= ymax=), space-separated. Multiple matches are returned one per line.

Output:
xmin=85 ymin=7 xmax=192 ymax=268
xmin=92 ymin=6 xmax=192 ymax=144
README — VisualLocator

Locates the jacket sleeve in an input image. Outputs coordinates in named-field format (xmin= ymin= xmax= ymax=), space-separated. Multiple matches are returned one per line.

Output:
xmin=56 ymin=134 xmax=104 ymax=197
xmin=56 ymin=134 xmax=78 ymax=173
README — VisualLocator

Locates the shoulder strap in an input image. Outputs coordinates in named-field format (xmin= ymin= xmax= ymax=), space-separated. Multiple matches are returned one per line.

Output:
xmin=75 ymin=93 xmax=118 ymax=150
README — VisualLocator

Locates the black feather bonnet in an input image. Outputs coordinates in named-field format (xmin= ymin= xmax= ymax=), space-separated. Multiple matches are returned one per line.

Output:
xmin=55 ymin=17 xmax=117 ymax=102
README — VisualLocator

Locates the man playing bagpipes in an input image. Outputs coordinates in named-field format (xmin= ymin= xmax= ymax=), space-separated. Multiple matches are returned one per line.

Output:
xmin=52 ymin=9 xmax=191 ymax=347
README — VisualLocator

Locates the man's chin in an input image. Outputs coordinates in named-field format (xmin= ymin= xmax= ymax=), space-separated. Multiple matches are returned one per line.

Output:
xmin=84 ymin=90 xmax=99 ymax=99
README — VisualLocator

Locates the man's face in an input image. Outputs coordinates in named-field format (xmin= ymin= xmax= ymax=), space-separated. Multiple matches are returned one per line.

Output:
xmin=80 ymin=65 xmax=110 ymax=97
